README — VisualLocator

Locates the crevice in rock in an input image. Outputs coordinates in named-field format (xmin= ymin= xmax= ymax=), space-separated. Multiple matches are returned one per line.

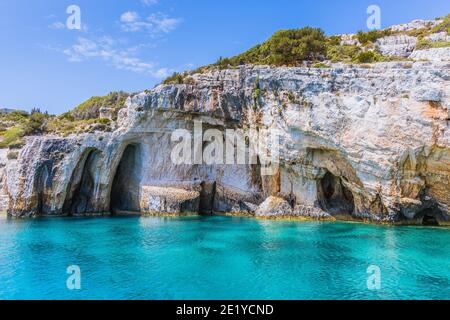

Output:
xmin=317 ymin=171 xmax=355 ymax=216
xmin=35 ymin=164 xmax=51 ymax=214
xmin=199 ymin=181 xmax=216 ymax=215
xmin=110 ymin=144 xmax=143 ymax=215
xmin=63 ymin=149 xmax=102 ymax=215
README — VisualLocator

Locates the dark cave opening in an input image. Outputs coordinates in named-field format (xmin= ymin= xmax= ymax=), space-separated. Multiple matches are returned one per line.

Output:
xmin=63 ymin=149 xmax=102 ymax=215
xmin=419 ymin=208 xmax=441 ymax=226
xmin=199 ymin=181 xmax=217 ymax=215
xmin=110 ymin=144 xmax=143 ymax=214
xmin=317 ymin=172 xmax=355 ymax=216
xmin=36 ymin=165 xmax=50 ymax=214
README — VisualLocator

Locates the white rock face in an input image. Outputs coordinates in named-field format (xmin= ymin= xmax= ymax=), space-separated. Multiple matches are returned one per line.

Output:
xmin=255 ymin=197 xmax=292 ymax=217
xmin=0 ymin=149 xmax=10 ymax=211
xmin=426 ymin=32 xmax=450 ymax=43
xmin=410 ymin=47 xmax=450 ymax=61
xmin=4 ymin=62 xmax=450 ymax=225
xmin=390 ymin=19 xmax=442 ymax=32
xmin=376 ymin=35 xmax=417 ymax=57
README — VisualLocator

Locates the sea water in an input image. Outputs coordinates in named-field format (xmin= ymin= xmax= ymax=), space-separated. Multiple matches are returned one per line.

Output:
xmin=0 ymin=215 xmax=448 ymax=300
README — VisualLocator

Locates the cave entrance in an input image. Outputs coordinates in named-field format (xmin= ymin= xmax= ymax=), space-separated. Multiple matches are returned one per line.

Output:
xmin=199 ymin=181 xmax=216 ymax=215
xmin=110 ymin=144 xmax=143 ymax=215
xmin=317 ymin=172 xmax=355 ymax=216
xmin=419 ymin=208 xmax=440 ymax=226
xmin=63 ymin=149 xmax=102 ymax=215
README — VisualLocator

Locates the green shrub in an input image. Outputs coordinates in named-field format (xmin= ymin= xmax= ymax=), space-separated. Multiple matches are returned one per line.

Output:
xmin=215 ymin=57 xmax=233 ymax=69
xmin=210 ymin=27 xmax=327 ymax=67
xmin=355 ymin=51 xmax=376 ymax=63
xmin=97 ymin=118 xmax=111 ymax=125
xmin=70 ymin=91 xmax=129 ymax=120
xmin=356 ymin=29 xmax=391 ymax=45
xmin=22 ymin=111 xmax=49 ymax=135
xmin=327 ymin=35 xmax=342 ymax=46
xmin=312 ymin=62 xmax=329 ymax=68
xmin=7 ymin=151 xmax=19 ymax=160
xmin=327 ymin=44 xmax=361 ymax=62
xmin=354 ymin=51 xmax=385 ymax=63
xmin=0 ymin=126 xmax=24 ymax=148
xmin=163 ymin=72 xmax=185 ymax=85
xmin=431 ymin=14 xmax=450 ymax=34
xmin=416 ymin=38 xmax=450 ymax=50
xmin=59 ymin=112 xmax=74 ymax=121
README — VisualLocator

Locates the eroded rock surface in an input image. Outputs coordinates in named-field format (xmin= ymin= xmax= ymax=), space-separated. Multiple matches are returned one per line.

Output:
xmin=3 ymin=60 xmax=450 ymax=225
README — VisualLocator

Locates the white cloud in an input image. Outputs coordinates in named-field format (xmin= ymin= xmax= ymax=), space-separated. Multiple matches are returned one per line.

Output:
xmin=141 ymin=0 xmax=158 ymax=6
xmin=120 ymin=11 xmax=139 ymax=23
xmin=120 ymin=12 xmax=181 ymax=34
xmin=148 ymin=14 xmax=181 ymax=33
xmin=62 ymin=37 xmax=171 ymax=78
xmin=49 ymin=21 xmax=66 ymax=29
xmin=48 ymin=21 xmax=89 ymax=32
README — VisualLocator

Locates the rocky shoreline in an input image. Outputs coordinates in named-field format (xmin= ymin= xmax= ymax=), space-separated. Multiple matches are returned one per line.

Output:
xmin=0 ymin=58 xmax=448 ymax=226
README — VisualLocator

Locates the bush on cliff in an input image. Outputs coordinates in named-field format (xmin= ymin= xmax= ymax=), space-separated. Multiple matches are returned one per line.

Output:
xmin=0 ymin=110 xmax=51 ymax=148
xmin=431 ymin=14 xmax=450 ymax=34
xmin=354 ymin=51 xmax=384 ymax=63
xmin=356 ymin=29 xmax=391 ymax=45
xmin=326 ymin=44 xmax=361 ymax=62
xmin=213 ymin=27 xmax=328 ymax=67
xmin=70 ymin=91 xmax=129 ymax=120
xmin=163 ymin=72 xmax=185 ymax=85
xmin=22 ymin=109 xmax=50 ymax=135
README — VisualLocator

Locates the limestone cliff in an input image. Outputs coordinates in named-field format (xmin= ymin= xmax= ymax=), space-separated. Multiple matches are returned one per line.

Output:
xmin=3 ymin=58 xmax=449 ymax=226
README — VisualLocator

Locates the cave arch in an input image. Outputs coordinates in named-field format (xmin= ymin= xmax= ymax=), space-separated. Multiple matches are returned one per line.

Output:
xmin=317 ymin=172 xmax=355 ymax=216
xmin=417 ymin=207 xmax=442 ymax=226
xmin=63 ymin=148 xmax=102 ymax=215
xmin=110 ymin=143 xmax=143 ymax=214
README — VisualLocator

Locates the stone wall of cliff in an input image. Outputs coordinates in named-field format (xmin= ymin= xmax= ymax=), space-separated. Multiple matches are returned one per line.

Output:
xmin=3 ymin=60 xmax=449 ymax=225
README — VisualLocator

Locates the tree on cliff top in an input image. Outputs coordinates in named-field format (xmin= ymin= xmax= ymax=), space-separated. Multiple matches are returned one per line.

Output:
xmin=224 ymin=27 xmax=327 ymax=67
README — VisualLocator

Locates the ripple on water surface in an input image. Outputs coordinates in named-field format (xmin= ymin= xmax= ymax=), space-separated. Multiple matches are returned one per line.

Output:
xmin=0 ymin=215 xmax=449 ymax=300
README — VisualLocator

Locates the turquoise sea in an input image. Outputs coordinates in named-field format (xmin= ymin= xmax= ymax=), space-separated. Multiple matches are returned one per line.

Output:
xmin=0 ymin=215 xmax=449 ymax=300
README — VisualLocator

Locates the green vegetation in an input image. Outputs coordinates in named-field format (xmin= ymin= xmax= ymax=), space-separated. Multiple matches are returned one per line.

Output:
xmin=6 ymin=151 xmax=18 ymax=160
xmin=431 ymin=14 xmax=450 ymax=34
xmin=163 ymin=72 xmax=185 ymax=85
xmin=407 ymin=14 xmax=450 ymax=50
xmin=354 ymin=51 xmax=385 ymax=63
xmin=356 ymin=29 xmax=391 ymax=45
xmin=416 ymin=39 xmax=450 ymax=50
xmin=0 ymin=109 xmax=51 ymax=149
xmin=312 ymin=62 xmax=329 ymax=68
xmin=215 ymin=27 xmax=327 ymax=67
xmin=160 ymin=14 xmax=449 ymax=86
xmin=0 ymin=91 xmax=128 ymax=149
xmin=162 ymin=72 xmax=196 ymax=85
xmin=70 ymin=91 xmax=129 ymax=120
xmin=326 ymin=44 xmax=361 ymax=63
xmin=0 ymin=126 xmax=25 ymax=149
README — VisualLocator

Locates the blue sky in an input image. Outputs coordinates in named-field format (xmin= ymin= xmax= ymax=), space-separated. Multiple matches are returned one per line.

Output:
xmin=0 ymin=0 xmax=449 ymax=115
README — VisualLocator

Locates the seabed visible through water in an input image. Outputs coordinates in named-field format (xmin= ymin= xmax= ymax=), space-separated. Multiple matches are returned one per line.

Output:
xmin=0 ymin=213 xmax=449 ymax=300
